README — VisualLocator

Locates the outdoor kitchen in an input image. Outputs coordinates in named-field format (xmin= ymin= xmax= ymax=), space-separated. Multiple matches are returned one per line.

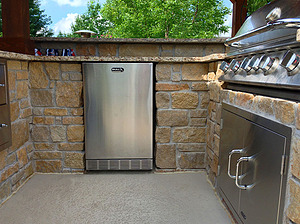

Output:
xmin=0 ymin=0 xmax=299 ymax=223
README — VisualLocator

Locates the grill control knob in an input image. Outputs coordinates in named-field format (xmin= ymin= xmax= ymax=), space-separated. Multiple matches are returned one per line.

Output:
xmin=228 ymin=59 xmax=240 ymax=72
xmin=259 ymin=56 xmax=276 ymax=72
xmin=280 ymin=50 xmax=300 ymax=72
xmin=249 ymin=56 xmax=261 ymax=71
xmin=240 ymin=58 xmax=251 ymax=72
xmin=220 ymin=61 xmax=230 ymax=72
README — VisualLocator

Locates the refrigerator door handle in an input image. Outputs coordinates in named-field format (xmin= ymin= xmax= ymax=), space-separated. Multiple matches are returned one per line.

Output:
xmin=235 ymin=156 xmax=256 ymax=190
xmin=228 ymin=149 xmax=244 ymax=179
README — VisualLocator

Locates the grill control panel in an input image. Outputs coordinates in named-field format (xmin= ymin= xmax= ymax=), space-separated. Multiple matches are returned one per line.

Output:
xmin=219 ymin=49 xmax=300 ymax=90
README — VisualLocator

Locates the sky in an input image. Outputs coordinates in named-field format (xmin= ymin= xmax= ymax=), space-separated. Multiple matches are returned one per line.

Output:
xmin=40 ymin=0 xmax=232 ymax=37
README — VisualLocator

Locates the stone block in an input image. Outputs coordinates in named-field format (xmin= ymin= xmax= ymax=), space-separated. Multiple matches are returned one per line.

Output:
xmin=273 ymin=99 xmax=296 ymax=125
xmin=228 ymin=91 xmax=236 ymax=104
xmin=76 ymin=44 xmax=97 ymax=56
xmin=8 ymin=71 xmax=16 ymax=91
xmin=20 ymin=108 xmax=32 ymax=119
xmin=161 ymin=45 xmax=173 ymax=57
xmin=24 ymin=163 xmax=34 ymax=178
xmin=33 ymin=117 xmax=44 ymax=124
xmin=182 ymin=63 xmax=208 ymax=81
xmin=21 ymin=61 xmax=28 ymax=71
xmin=220 ymin=90 xmax=229 ymax=102
xmin=17 ymin=147 xmax=28 ymax=168
xmin=67 ymin=125 xmax=85 ymax=142
xmin=9 ymin=91 xmax=16 ymax=102
xmin=32 ymin=108 xmax=43 ymax=116
xmin=191 ymin=82 xmax=208 ymax=91
xmin=7 ymin=60 xmax=21 ymax=70
xmin=205 ymin=44 xmax=225 ymax=55
xmin=174 ymin=45 xmax=204 ymax=57
xmin=29 ymin=62 xmax=49 ymax=89
xmin=34 ymin=143 xmax=55 ymax=151
xmin=98 ymin=44 xmax=117 ymax=56
xmin=58 ymin=143 xmax=84 ymax=151
xmin=62 ymin=117 xmax=84 ymax=125
xmin=55 ymin=117 xmax=62 ymax=125
xmin=65 ymin=152 xmax=84 ymax=169
xmin=287 ymin=179 xmax=300 ymax=224
xmin=119 ymin=44 xmax=159 ymax=57
xmin=10 ymin=101 xmax=20 ymax=122
xmin=156 ymin=83 xmax=189 ymax=91
xmin=190 ymin=118 xmax=206 ymax=126
xmin=209 ymin=82 xmax=221 ymax=102
xmin=216 ymin=103 xmax=222 ymax=124
xmin=157 ymin=110 xmax=188 ymax=126
xmin=1 ymin=163 xmax=19 ymax=182
xmin=155 ymin=144 xmax=176 ymax=169
xmin=6 ymin=152 xmax=16 ymax=165
xmin=44 ymin=108 xmax=68 ymax=116
xmin=213 ymin=134 xmax=220 ymax=157
xmin=178 ymin=152 xmax=205 ymax=169
xmin=156 ymin=92 xmax=169 ymax=109
xmin=291 ymin=136 xmax=300 ymax=179
xmin=11 ymin=120 xmax=29 ymax=151
xmin=156 ymin=64 xmax=171 ymax=81
xmin=155 ymin=127 xmax=171 ymax=143
xmin=44 ymin=62 xmax=60 ymax=80
xmin=236 ymin=92 xmax=254 ymax=109
xmin=206 ymin=120 xmax=215 ymax=149
xmin=0 ymin=181 xmax=11 ymax=202
xmin=190 ymin=109 xmax=207 ymax=118
xmin=61 ymin=64 xmax=81 ymax=72
xmin=16 ymin=71 xmax=28 ymax=80
xmin=207 ymin=148 xmax=218 ymax=175
xmin=26 ymin=144 xmax=34 ymax=153
xmin=35 ymin=160 xmax=62 ymax=173
xmin=20 ymin=99 xmax=30 ymax=109
xmin=200 ymin=92 xmax=210 ymax=108
xmin=30 ymin=89 xmax=54 ymax=106
xmin=215 ymin=124 xmax=221 ymax=136
xmin=209 ymin=62 xmax=217 ymax=72
xmin=173 ymin=127 xmax=206 ymax=143
xmin=177 ymin=143 xmax=206 ymax=152
xmin=56 ymin=82 xmax=83 ymax=107
xmin=62 ymin=72 xmax=69 ymax=81
xmin=208 ymin=101 xmax=216 ymax=115
xmin=70 ymin=108 xmax=84 ymax=116
xmin=171 ymin=73 xmax=181 ymax=82
xmin=31 ymin=126 xmax=50 ymax=142
xmin=50 ymin=126 xmax=67 ymax=142
xmin=172 ymin=92 xmax=198 ymax=109
xmin=16 ymin=81 xmax=29 ymax=99
xmin=172 ymin=64 xmax=181 ymax=73
xmin=69 ymin=73 xmax=83 ymax=81
xmin=0 ymin=149 xmax=8 ymax=170
xmin=34 ymin=151 xmax=62 ymax=160
xmin=11 ymin=170 xmax=25 ymax=186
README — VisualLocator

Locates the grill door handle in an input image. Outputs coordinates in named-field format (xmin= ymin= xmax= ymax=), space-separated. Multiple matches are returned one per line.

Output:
xmin=228 ymin=149 xmax=244 ymax=179
xmin=235 ymin=156 xmax=255 ymax=190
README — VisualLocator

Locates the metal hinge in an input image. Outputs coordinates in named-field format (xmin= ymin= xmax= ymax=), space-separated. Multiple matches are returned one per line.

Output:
xmin=220 ymin=119 xmax=224 ymax=130
xmin=280 ymin=155 xmax=287 ymax=176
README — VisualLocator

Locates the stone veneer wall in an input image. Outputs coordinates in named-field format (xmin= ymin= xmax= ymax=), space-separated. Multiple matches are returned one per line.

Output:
xmin=206 ymin=80 xmax=300 ymax=224
xmin=0 ymin=60 xmax=34 ymax=204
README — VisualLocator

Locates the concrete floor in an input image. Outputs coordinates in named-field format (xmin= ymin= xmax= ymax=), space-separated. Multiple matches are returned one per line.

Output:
xmin=0 ymin=172 xmax=232 ymax=224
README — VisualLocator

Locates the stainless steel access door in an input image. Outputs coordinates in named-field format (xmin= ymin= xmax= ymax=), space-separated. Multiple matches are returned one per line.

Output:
xmin=84 ymin=63 xmax=153 ymax=162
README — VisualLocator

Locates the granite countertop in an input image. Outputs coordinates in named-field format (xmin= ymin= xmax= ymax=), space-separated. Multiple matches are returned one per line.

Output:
xmin=32 ymin=37 xmax=228 ymax=44
xmin=0 ymin=50 xmax=226 ymax=63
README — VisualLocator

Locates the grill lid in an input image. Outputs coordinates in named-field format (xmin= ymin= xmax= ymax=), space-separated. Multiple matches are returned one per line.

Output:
xmin=226 ymin=0 xmax=300 ymax=57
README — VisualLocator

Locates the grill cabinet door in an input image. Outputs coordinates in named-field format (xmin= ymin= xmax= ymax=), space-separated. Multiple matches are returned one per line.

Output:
xmin=217 ymin=109 xmax=247 ymax=215
xmin=239 ymin=122 xmax=286 ymax=224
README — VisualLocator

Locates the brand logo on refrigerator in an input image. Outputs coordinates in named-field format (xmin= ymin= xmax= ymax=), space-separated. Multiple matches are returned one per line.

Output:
xmin=111 ymin=67 xmax=124 ymax=72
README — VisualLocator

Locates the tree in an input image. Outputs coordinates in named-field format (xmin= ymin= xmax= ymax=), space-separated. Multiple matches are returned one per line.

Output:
xmin=0 ymin=0 xmax=53 ymax=37
xmin=70 ymin=0 xmax=108 ymax=37
xmin=101 ymin=0 xmax=230 ymax=38
xmin=247 ymin=0 xmax=273 ymax=15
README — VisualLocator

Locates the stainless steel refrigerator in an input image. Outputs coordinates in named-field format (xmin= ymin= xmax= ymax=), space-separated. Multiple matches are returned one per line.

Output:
xmin=83 ymin=63 xmax=153 ymax=170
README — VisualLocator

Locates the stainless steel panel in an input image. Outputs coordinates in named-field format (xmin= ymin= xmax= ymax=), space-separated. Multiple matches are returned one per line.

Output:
xmin=218 ymin=109 xmax=247 ymax=215
xmin=86 ymin=159 xmax=153 ymax=170
xmin=0 ymin=104 xmax=11 ymax=148
xmin=239 ymin=122 xmax=286 ymax=224
xmin=0 ymin=64 xmax=7 ymax=105
xmin=84 ymin=63 xmax=153 ymax=161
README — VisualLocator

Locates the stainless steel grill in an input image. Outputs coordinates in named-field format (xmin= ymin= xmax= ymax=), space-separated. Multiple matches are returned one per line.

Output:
xmin=219 ymin=0 xmax=300 ymax=100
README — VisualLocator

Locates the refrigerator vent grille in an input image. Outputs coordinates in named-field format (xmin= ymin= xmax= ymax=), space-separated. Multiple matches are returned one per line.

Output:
xmin=86 ymin=159 xmax=153 ymax=170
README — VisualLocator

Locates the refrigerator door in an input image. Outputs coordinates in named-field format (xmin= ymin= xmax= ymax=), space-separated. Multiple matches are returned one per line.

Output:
xmin=84 ymin=63 xmax=153 ymax=160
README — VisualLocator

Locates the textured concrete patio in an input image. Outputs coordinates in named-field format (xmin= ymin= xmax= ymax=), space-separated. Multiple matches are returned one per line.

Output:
xmin=0 ymin=172 xmax=232 ymax=224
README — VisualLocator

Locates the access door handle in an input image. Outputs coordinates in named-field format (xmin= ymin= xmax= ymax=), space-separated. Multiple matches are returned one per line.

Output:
xmin=228 ymin=149 xmax=244 ymax=179
xmin=235 ymin=156 xmax=256 ymax=190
